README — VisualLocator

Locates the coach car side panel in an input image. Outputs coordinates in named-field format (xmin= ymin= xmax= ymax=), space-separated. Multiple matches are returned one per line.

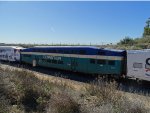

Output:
xmin=21 ymin=53 xmax=124 ymax=75
xmin=127 ymin=50 xmax=150 ymax=81
xmin=0 ymin=46 xmax=23 ymax=62
xmin=21 ymin=47 xmax=125 ymax=76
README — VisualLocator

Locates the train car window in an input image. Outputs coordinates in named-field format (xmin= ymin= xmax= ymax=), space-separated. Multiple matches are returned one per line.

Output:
xmin=71 ymin=50 xmax=77 ymax=54
xmin=38 ymin=49 xmax=42 ymax=52
xmin=108 ymin=60 xmax=115 ymax=65
xmin=14 ymin=49 xmax=17 ymax=53
xmin=64 ymin=51 xmax=66 ymax=54
xmin=145 ymin=64 xmax=150 ymax=69
xmin=36 ymin=49 xmax=39 ymax=52
xmin=37 ymin=49 xmax=40 ymax=52
xmin=47 ymin=59 xmax=52 ymax=63
xmin=52 ymin=60 xmax=57 ymax=64
xmin=42 ymin=49 xmax=45 ymax=52
xmin=58 ymin=60 xmax=64 ymax=64
xmin=64 ymin=50 xmax=69 ymax=54
xmin=55 ymin=49 xmax=58 ymax=53
xmin=41 ymin=59 xmax=45 ymax=62
xmin=79 ymin=50 xmax=86 ymax=54
xmin=97 ymin=60 xmax=106 ymax=64
xmin=47 ymin=49 xmax=52 ymax=53
xmin=53 ymin=49 xmax=57 ymax=53
xmin=24 ymin=55 xmax=31 ymax=57
xmin=90 ymin=59 xmax=96 ymax=64
xmin=58 ymin=50 xmax=63 ymax=53
xmin=43 ymin=49 xmax=48 ymax=53
xmin=133 ymin=63 xmax=142 ymax=68
xmin=98 ymin=51 xmax=105 ymax=55
xmin=33 ymin=49 xmax=37 ymax=52
xmin=38 ymin=49 xmax=40 ymax=52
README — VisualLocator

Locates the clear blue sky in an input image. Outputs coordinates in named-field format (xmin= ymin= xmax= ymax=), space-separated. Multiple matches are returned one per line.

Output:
xmin=0 ymin=1 xmax=149 ymax=44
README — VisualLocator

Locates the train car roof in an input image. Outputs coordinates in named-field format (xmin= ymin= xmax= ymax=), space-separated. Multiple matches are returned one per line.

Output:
xmin=32 ymin=46 xmax=125 ymax=52
xmin=0 ymin=46 xmax=24 ymax=49
xmin=22 ymin=46 xmax=125 ymax=57
xmin=34 ymin=46 xmax=99 ymax=49
xmin=127 ymin=49 xmax=150 ymax=53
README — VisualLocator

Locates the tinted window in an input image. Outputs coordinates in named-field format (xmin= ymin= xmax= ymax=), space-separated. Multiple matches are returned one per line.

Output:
xmin=52 ymin=60 xmax=57 ymax=64
xmin=58 ymin=50 xmax=63 ymax=53
xmin=56 ymin=49 xmax=58 ymax=53
xmin=47 ymin=49 xmax=51 ymax=53
xmin=79 ymin=50 xmax=86 ymax=54
xmin=34 ymin=49 xmax=38 ymax=52
xmin=44 ymin=49 xmax=48 ymax=52
xmin=98 ymin=51 xmax=105 ymax=55
xmin=52 ymin=49 xmax=56 ymax=53
xmin=108 ymin=60 xmax=115 ymax=65
xmin=90 ymin=59 xmax=96 ymax=64
xmin=24 ymin=54 xmax=31 ymax=57
xmin=58 ymin=60 xmax=64 ymax=64
xmin=71 ymin=50 xmax=77 ymax=54
xmin=42 ymin=49 xmax=47 ymax=53
xmin=47 ymin=59 xmax=52 ymax=63
xmin=97 ymin=60 xmax=106 ymax=64
xmin=145 ymin=64 xmax=150 ymax=69
xmin=133 ymin=63 xmax=142 ymax=68
xmin=64 ymin=51 xmax=69 ymax=54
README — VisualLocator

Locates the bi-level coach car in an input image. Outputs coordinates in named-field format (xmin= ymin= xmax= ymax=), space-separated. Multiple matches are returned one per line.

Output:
xmin=21 ymin=46 xmax=126 ymax=77
xmin=127 ymin=50 xmax=150 ymax=81
xmin=0 ymin=46 xmax=24 ymax=62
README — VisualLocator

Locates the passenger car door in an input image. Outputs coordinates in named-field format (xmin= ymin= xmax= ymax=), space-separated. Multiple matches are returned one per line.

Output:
xmin=70 ymin=58 xmax=78 ymax=72
xmin=96 ymin=59 xmax=106 ymax=74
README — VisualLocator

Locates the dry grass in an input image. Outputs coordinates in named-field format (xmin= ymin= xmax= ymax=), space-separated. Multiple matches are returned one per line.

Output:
xmin=83 ymin=79 xmax=150 ymax=113
xmin=46 ymin=93 xmax=80 ymax=113
xmin=86 ymin=79 xmax=122 ymax=105
xmin=0 ymin=67 xmax=80 ymax=113
xmin=0 ymin=66 xmax=150 ymax=113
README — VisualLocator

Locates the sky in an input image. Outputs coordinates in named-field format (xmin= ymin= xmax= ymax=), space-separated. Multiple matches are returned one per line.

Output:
xmin=0 ymin=1 xmax=149 ymax=44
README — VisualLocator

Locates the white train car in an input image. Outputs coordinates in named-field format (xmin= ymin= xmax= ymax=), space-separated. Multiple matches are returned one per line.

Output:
xmin=0 ymin=46 xmax=24 ymax=62
xmin=127 ymin=50 xmax=150 ymax=81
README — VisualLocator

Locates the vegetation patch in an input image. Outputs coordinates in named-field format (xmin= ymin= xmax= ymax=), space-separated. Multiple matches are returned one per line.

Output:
xmin=46 ymin=93 xmax=80 ymax=113
xmin=0 ymin=67 xmax=150 ymax=113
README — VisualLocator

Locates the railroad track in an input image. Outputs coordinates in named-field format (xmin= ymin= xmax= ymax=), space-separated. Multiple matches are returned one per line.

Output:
xmin=0 ymin=61 xmax=150 ymax=95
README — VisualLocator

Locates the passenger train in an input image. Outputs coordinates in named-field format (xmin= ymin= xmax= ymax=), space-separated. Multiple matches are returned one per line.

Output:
xmin=0 ymin=46 xmax=150 ymax=82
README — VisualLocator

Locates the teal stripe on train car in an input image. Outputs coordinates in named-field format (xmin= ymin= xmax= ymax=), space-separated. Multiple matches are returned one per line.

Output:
xmin=21 ymin=53 xmax=124 ymax=75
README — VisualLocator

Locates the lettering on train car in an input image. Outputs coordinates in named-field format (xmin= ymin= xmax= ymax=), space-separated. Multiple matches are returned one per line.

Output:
xmin=145 ymin=58 xmax=150 ymax=76
xmin=43 ymin=56 xmax=61 ymax=60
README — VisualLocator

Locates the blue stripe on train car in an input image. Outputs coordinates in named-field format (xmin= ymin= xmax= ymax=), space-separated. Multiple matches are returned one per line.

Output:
xmin=21 ymin=46 xmax=125 ymax=57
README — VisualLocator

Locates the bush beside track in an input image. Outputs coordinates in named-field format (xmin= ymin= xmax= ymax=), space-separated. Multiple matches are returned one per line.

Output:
xmin=0 ymin=65 xmax=150 ymax=113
